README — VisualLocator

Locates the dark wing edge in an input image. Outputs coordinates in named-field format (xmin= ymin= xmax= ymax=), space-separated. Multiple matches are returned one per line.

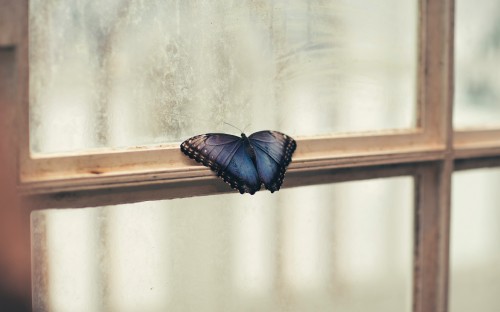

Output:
xmin=249 ymin=131 xmax=297 ymax=193
xmin=180 ymin=134 xmax=261 ymax=195
xmin=180 ymin=134 xmax=238 ymax=171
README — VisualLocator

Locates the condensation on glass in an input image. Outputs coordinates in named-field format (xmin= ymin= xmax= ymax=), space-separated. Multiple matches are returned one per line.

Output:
xmin=29 ymin=0 xmax=418 ymax=154
xmin=32 ymin=177 xmax=414 ymax=311
xmin=450 ymin=168 xmax=500 ymax=312
xmin=454 ymin=0 xmax=500 ymax=129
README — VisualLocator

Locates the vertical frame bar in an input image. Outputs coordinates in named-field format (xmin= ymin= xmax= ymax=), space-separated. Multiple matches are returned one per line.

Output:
xmin=420 ymin=0 xmax=455 ymax=145
xmin=17 ymin=0 xmax=31 ymax=186
xmin=414 ymin=162 xmax=452 ymax=312
xmin=0 ymin=44 xmax=32 ymax=312
xmin=1 ymin=0 xmax=33 ymax=310
xmin=414 ymin=0 xmax=454 ymax=311
xmin=31 ymin=212 xmax=50 ymax=311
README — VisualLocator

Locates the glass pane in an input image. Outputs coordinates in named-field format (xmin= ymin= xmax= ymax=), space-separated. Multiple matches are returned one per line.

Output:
xmin=454 ymin=0 xmax=500 ymax=129
xmin=450 ymin=168 xmax=500 ymax=312
xmin=32 ymin=177 xmax=414 ymax=311
xmin=30 ymin=0 xmax=418 ymax=154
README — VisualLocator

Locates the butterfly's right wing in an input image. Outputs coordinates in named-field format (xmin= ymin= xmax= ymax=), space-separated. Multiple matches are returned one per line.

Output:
xmin=248 ymin=131 xmax=296 ymax=193
xmin=180 ymin=134 xmax=261 ymax=194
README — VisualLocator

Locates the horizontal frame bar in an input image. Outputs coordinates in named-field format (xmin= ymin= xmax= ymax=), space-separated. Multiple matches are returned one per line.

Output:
xmin=27 ymin=162 xmax=425 ymax=210
xmin=20 ymin=130 xmax=445 ymax=195
xmin=454 ymin=129 xmax=500 ymax=159
xmin=20 ymin=127 xmax=500 ymax=197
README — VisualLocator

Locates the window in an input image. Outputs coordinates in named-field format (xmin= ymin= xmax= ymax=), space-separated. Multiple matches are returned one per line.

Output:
xmin=1 ymin=0 xmax=499 ymax=311
xmin=32 ymin=178 xmax=415 ymax=311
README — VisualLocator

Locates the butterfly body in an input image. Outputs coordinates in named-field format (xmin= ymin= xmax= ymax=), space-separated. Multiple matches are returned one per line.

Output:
xmin=180 ymin=131 xmax=296 ymax=194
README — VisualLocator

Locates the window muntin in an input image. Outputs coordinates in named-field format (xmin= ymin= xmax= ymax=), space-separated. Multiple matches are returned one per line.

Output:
xmin=29 ymin=0 xmax=418 ymax=155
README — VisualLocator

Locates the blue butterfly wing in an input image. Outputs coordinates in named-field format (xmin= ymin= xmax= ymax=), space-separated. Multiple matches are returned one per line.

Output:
xmin=180 ymin=133 xmax=261 ymax=194
xmin=248 ymin=131 xmax=297 ymax=193
xmin=223 ymin=143 xmax=262 ymax=194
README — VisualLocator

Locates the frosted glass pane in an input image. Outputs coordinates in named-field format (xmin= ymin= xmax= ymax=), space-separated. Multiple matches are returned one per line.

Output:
xmin=454 ymin=0 xmax=500 ymax=129
xmin=32 ymin=177 xmax=413 ymax=311
xmin=30 ymin=0 xmax=418 ymax=154
xmin=450 ymin=168 xmax=500 ymax=312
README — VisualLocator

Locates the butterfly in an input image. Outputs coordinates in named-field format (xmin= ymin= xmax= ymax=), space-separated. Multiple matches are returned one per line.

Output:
xmin=180 ymin=131 xmax=297 ymax=194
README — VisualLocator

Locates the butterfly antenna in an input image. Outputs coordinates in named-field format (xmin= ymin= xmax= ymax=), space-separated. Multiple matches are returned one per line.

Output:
xmin=243 ymin=123 xmax=251 ymax=133
xmin=223 ymin=121 xmax=244 ymax=134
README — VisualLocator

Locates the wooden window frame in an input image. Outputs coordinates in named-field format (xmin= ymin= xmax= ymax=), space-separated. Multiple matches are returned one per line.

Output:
xmin=2 ymin=0 xmax=500 ymax=311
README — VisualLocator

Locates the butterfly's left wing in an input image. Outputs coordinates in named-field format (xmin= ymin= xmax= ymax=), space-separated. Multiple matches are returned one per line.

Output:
xmin=248 ymin=131 xmax=297 ymax=192
xmin=181 ymin=133 xmax=262 ymax=194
